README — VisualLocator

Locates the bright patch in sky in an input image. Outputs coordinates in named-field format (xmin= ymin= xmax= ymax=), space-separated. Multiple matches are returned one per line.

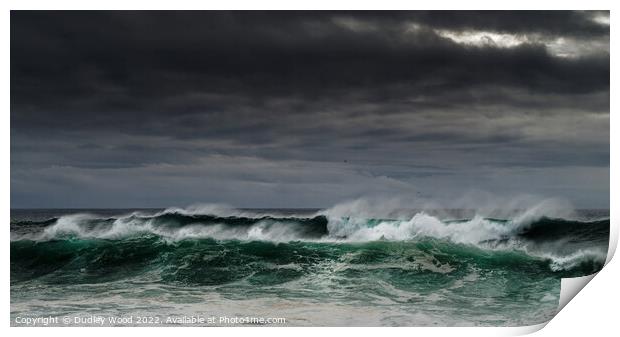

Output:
xmin=436 ymin=29 xmax=608 ymax=59
xmin=437 ymin=30 xmax=525 ymax=48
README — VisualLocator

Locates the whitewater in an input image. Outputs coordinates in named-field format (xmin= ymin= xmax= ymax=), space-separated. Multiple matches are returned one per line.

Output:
xmin=10 ymin=201 xmax=610 ymax=326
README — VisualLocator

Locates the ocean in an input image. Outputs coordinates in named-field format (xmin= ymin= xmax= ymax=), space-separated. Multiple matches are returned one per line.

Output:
xmin=10 ymin=206 xmax=610 ymax=326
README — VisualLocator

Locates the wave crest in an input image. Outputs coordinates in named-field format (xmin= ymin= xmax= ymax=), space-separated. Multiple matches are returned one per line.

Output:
xmin=10 ymin=202 xmax=609 ymax=276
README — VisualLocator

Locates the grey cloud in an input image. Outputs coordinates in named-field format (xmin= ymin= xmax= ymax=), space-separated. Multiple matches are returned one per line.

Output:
xmin=10 ymin=11 xmax=609 ymax=208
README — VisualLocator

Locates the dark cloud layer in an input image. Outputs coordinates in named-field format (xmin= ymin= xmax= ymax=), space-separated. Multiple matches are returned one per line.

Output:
xmin=11 ymin=11 xmax=609 ymax=208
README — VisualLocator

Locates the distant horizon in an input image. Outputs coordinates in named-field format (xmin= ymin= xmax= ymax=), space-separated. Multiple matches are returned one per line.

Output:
xmin=10 ymin=206 xmax=611 ymax=211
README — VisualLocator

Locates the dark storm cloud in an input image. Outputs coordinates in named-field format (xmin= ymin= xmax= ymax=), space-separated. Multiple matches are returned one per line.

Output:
xmin=10 ymin=11 xmax=609 ymax=208
xmin=11 ymin=11 xmax=609 ymax=115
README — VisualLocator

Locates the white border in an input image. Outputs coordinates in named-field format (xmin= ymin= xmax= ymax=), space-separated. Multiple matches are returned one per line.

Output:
xmin=3 ymin=1 xmax=617 ymax=336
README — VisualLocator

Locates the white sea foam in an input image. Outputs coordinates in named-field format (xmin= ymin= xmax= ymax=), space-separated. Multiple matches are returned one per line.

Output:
xmin=11 ymin=199 xmax=608 ymax=270
xmin=324 ymin=213 xmax=515 ymax=244
xmin=17 ymin=210 xmax=515 ymax=245
xmin=538 ymin=249 xmax=608 ymax=272
xmin=13 ymin=199 xmax=577 ymax=244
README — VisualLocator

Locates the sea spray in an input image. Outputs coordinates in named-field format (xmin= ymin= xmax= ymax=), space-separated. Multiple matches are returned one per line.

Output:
xmin=10 ymin=203 xmax=609 ymax=326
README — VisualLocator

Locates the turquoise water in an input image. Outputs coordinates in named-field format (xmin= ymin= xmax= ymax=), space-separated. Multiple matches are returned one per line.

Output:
xmin=10 ymin=208 xmax=609 ymax=326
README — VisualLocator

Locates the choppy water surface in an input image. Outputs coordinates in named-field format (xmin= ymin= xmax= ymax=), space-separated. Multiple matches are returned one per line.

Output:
xmin=10 ymin=205 xmax=609 ymax=326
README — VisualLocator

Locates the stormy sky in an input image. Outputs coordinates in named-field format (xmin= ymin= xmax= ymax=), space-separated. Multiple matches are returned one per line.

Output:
xmin=11 ymin=11 xmax=610 ymax=209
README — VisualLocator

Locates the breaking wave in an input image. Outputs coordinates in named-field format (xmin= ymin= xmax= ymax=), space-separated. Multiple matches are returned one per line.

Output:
xmin=10 ymin=202 xmax=609 ymax=281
